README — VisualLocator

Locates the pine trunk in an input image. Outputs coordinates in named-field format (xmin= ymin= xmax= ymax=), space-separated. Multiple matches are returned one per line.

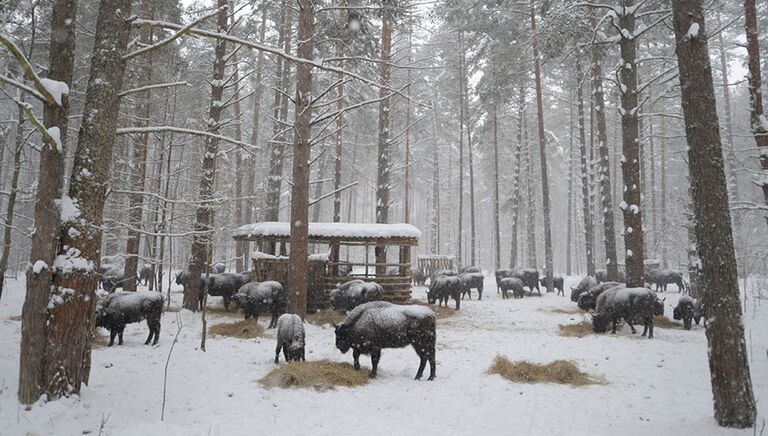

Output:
xmin=18 ymin=0 xmax=77 ymax=405
xmin=0 ymin=107 xmax=24 ymax=300
xmin=264 ymin=1 xmax=293 ymax=228
xmin=461 ymin=33 xmax=477 ymax=267
xmin=333 ymin=0 xmax=344 ymax=223
xmin=184 ymin=0 xmax=228 ymax=311
xmin=375 ymin=0 xmax=392 ymax=274
xmin=590 ymin=5 xmax=618 ymax=280
xmin=618 ymin=2 xmax=645 ymax=287
xmin=288 ymin=0 xmax=315 ymax=318
xmin=510 ymin=86 xmax=524 ymax=268
xmin=530 ymin=1 xmax=553 ymax=290
xmin=744 ymin=0 xmax=768 ymax=224
xmin=492 ymin=103 xmax=501 ymax=270
xmin=123 ymin=0 xmax=154 ymax=292
xmin=45 ymin=0 xmax=132 ymax=398
xmin=576 ymin=56 xmax=595 ymax=276
xmin=232 ymin=48 xmax=245 ymax=272
xmin=672 ymin=0 xmax=757 ymax=427
xmin=456 ymin=31 xmax=465 ymax=268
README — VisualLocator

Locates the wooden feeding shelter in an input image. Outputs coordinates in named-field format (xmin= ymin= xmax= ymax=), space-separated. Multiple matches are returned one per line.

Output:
xmin=232 ymin=222 xmax=421 ymax=310
xmin=417 ymin=254 xmax=455 ymax=278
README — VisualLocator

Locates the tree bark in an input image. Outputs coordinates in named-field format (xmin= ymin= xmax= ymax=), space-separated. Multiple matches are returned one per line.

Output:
xmin=333 ymin=0 xmax=345 ymax=223
xmin=375 ymin=0 xmax=393 ymax=274
xmin=460 ymin=32 xmax=477 ymax=266
xmin=524 ymin=110 xmax=537 ymax=268
xmin=184 ymin=0 xmax=228 ymax=311
xmin=456 ymin=31 xmax=465 ymax=268
xmin=123 ymin=0 xmax=155 ymax=292
xmin=590 ymin=5 xmax=618 ymax=280
xmin=0 ymin=104 xmax=24 ymax=300
xmin=510 ymin=86 xmax=524 ymax=268
xmin=566 ymin=88 xmax=574 ymax=276
xmin=18 ymin=0 xmax=77 ymax=405
xmin=530 ymin=1 xmax=553 ymax=289
xmin=672 ymin=0 xmax=756 ymax=427
xmin=660 ymin=114 xmax=668 ymax=267
xmin=232 ymin=47 xmax=245 ymax=272
xmin=492 ymin=102 xmax=501 ymax=270
xmin=618 ymin=1 xmax=645 ymax=287
xmin=744 ymin=0 xmax=768 ymax=225
xmin=576 ymin=56 xmax=595 ymax=276
xmin=264 ymin=0 xmax=293 ymax=229
xmin=45 ymin=0 xmax=132 ymax=399
xmin=287 ymin=0 xmax=315 ymax=318
xmin=431 ymin=89 xmax=441 ymax=254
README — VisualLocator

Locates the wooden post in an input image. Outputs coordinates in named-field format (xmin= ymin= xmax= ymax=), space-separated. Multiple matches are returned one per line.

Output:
xmin=401 ymin=245 xmax=411 ymax=277
xmin=330 ymin=242 xmax=339 ymax=276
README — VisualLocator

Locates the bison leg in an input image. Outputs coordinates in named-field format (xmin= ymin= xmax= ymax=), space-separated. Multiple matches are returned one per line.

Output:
xmin=370 ymin=348 xmax=381 ymax=378
xmin=684 ymin=316 xmax=692 ymax=330
xmin=454 ymin=294 xmax=461 ymax=311
xmin=108 ymin=329 xmax=117 ymax=346
xmin=415 ymin=354 xmax=427 ymax=381
xmin=626 ymin=319 xmax=637 ymax=334
xmin=353 ymin=349 xmax=361 ymax=370
xmin=478 ymin=285 xmax=483 ymax=301
xmin=275 ymin=342 xmax=282 ymax=364
xmin=118 ymin=327 xmax=125 ymax=345
xmin=223 ymin=295 xmax=230 ymax=311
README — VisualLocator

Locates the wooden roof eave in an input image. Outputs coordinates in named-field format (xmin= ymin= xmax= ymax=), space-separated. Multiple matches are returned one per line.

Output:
xmin=233 ymin=234 xmax=419 ymax=246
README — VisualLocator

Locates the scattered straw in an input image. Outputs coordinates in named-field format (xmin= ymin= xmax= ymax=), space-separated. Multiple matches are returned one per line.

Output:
xmin=259 ymin=360 xmax=369 ymax=390
xmin=306 ymin=309 xmax=346 ymax=326
xmin=558 ymin=321 xmax=595 ymax=337
xmin=208 ymin=318 xmax=265 ymax=339
xmin=407 ymin=300 xmax=456 ymax=320
xmin=487 ymin=356 xmax=602 ymax=386
xmin=653 ymin=316 xmax=684 ymax=330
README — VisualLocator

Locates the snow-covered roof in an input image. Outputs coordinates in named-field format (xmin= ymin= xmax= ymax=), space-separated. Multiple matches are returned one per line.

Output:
xmin=233 ymin=221 xmax=421 ymax=245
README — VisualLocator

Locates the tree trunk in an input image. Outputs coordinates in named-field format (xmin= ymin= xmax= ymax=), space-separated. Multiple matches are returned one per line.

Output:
xmin=431 ymin=89 xmax=441 ymax=253
xmin=672 ymin=1 xmax=756 ymax=427
xmin=243 ymin=4 xmax=268 ymax=268
xmin=404 ymin=17 xmax=413 ymax=224
xmin=288 ymin=0 xmax=315 ymax=318
xmin=456 ymin=31 xmax=465 ymax=268
xmin=492 ymin=102 xmax=501 ymax=270
xmin=524 ymin=112 xmax=537 ymax=268
xmin=460 ymin=32 xmax=477 ymax=266
xmin=231 ymin=47 xmax=245 ymax=272
xmin=333 ymin=0 xmax=345 ymax=223
xmin=264 ymin=0 xmax=293 ymax=229
xmin=660 ymin=114 xmax=668 ymax=267
xmin=45 ymin=0 xmax=132 ymax=399
xmin=18 ymin=0 xmax=77 ymax=405
xmin=375 ymin=0 xmax=393 ymax=274
xmin=123 ymin=0 xmax=155 ymax=292
xmin=511 ymin=86 xmax=524 ymax=268
xmin=716 ymin=13 xmax=741 ymax=232
xmin=530 ymin=1 xmax=553 ymax=290
xmin=576 ymin=56 xmax=595 ymax=276
xmin=184 ymin=0 xmax=228 ymax=311
xmin=0 ymin=105 xmax=24 ymax=300
xmin=311 ymin=145 xmax=328 ymax=222
xmin=590 ymin=5 xmax=618 ymax=280
xmin=566 ymin=88 xmax=574 ymax=276
xmin=618 ymin=2 xmax=645 ymax=287
xmin=744 ymin=0 xmax=768 ymax=225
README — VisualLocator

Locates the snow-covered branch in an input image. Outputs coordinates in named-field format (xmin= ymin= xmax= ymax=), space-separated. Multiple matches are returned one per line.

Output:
xmin=124 ymin=7 xmax=223 ymax=61
xmin=116 ymin=126 xmax=260 ymax=153
xmin=118 ymin=81 xmax=192 ymax=98
xmin=0 ymin=33 xmax=68 ymax=106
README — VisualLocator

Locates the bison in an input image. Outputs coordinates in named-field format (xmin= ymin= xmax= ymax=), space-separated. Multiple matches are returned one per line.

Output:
xmin=334 ymin=301 xmax=436 ymax=380
xmin=95 ymin=291 xmax=164 ymax=346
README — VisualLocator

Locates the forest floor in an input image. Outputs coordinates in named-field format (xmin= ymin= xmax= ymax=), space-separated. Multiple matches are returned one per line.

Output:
xmin=0 ymin=274 xmax=766 ymax=435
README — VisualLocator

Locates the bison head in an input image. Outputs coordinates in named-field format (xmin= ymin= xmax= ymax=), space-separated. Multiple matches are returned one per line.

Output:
xmin=577 ymin=293 xmax=594 ymax=311
xmin=334 ymin=324 xmax=351 ymax=353
xmin=592 ymin=313 xmax=608 ymax=333
xmin=654 ymin=298 xmax=665 ymax=316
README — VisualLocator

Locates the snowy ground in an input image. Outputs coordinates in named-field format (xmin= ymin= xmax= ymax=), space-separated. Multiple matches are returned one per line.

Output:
xmin=0 ymin=274 xmax=766 ymax=436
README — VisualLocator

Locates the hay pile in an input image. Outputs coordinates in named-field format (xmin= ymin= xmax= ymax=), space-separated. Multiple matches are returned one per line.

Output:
xmin=653 ymin=316 xmax=684 ymax=330
xmin=208 ymin=318 xmax=265 ymax=339
xmin=487 ymin=356 xmax=601 ymax=386
xmin=259 ymin=360 xmax=369 ymax=390
xmin=306 ymin=309 xmax=346 ymax=326
xmin=545 ymin=307 xmax=583 ymax=315
xmin=558 ymin=321 xmax=594 ymax=337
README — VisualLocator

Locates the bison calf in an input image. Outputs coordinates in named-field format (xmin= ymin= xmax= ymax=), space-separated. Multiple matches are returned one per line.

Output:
xmin=275 ymin=314 xmax=306 ymax=363
xmin=499 ymin=277 xmax=525 ymax=299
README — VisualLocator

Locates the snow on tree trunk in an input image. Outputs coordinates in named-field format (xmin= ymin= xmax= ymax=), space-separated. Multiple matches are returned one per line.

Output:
xmin=744 ymin=0 xmax=768 ymax=226
xmin=672 ymin=0 xmax=757 ymax=427
xmin=456 ymin=30 xmax=465 ymax=268
xmin=231 ymin=47 xmax=245 ymax=273
xmin=576 ymin=56 xmax=595 ymax=277
xmin=18 ymin=0 xmax=77 ymax=405
xmin=530 ymin=1 xmax=553 ymax=290
xmin=184 ymin=0 xmax=228 ymax=312
xmin=460 ymin=31 xmax=477 ymax=267
xmin=45 ymin=0 xmax=132 ymax=399
xmin=333 ymin=0 xmax=345 ymax=224
xmin=287 ymin=0 xmax=315 ymax=319
xmin=492 ymin=103 xmax=501 ymax=270
xmin=123 ymin=0 xmax=155 ymax=292
xmin=510 ymin=86 xmax=524 ymax=268
xmin=617 ymin=1 xmax=645 ymax=288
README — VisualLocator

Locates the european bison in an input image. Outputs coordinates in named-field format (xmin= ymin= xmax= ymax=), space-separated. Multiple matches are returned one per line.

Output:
xmin=275 ymin=313 xmax=306 ymax=363
xmin=334 ymin=301 xmax=436 ymax=380
xmin=459 ymin=271 xmax=484 ymax=300
xmin=673 ymin=295 xmax=695 ymax=330
xmin=570 ymin=275 xmax=598 ymax=302
xmin=499 ymin=277 xmax=525 ymax=299
xmin=329 ymin=280 xmax=384 ymax=311
xmin=645 ymin=269 xmax=686 ymax=293
xmin=428 ymin=274 xmax=462 ymax=310
xmin=95 ymin=291 xmax=164 ymax=346
xmin=232 ymin=281 xmax=285 ymax=328
xmin=592 ymin=287 xmax=662 ymax=339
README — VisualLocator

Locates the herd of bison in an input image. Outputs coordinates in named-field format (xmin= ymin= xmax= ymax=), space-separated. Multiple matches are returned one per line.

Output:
xmin=93 ymin=256 xmax=698 ymax=381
